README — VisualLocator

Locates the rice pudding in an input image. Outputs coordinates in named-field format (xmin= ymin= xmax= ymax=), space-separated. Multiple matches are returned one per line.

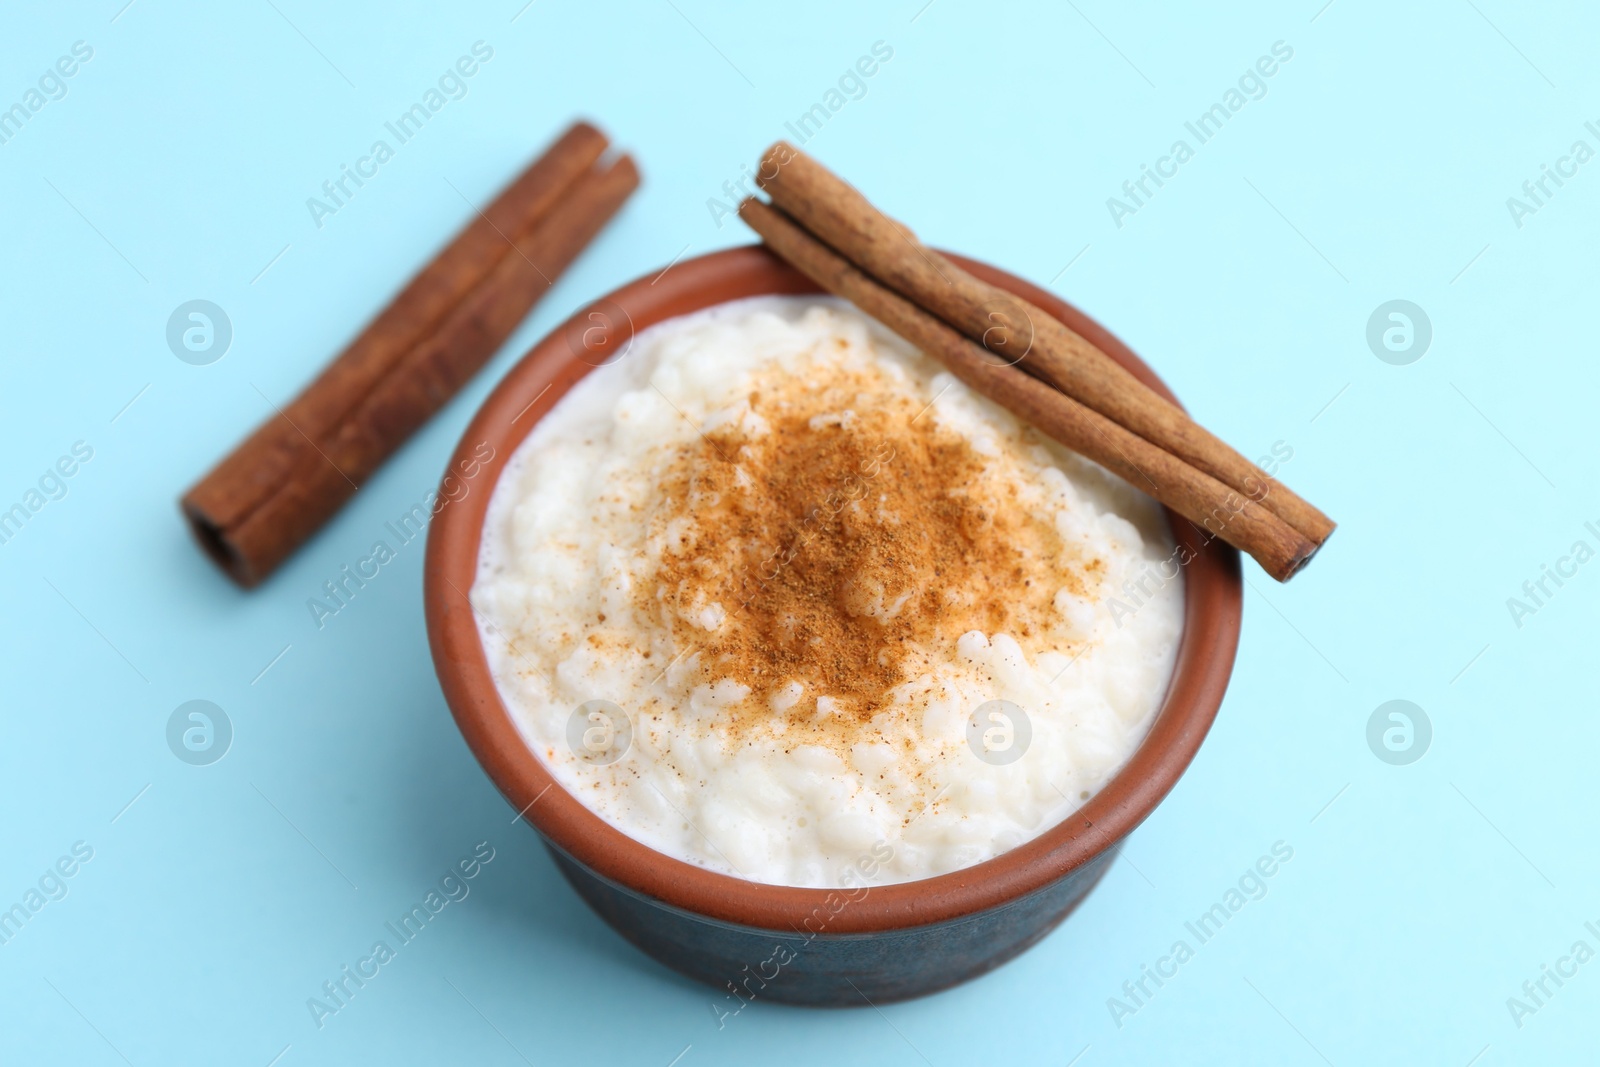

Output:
xmin=472 ymin=296 xmax=1183 ymax=888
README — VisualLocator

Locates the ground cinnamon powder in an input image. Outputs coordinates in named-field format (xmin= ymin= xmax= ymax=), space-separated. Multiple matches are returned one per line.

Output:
xmin=643 ymin=360 xmax=1092 ymax=750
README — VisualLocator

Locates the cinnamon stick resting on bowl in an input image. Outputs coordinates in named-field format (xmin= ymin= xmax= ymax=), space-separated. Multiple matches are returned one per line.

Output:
xmin=752 ymin=142 xmax=1333 ymax=553
xmin=739 ymin=199 xmax=1316 ymax=581
xmin=182 ymin=121 xmax=639 ymax=587
xmin=738 ymin=145 xmax=1333 ymax=581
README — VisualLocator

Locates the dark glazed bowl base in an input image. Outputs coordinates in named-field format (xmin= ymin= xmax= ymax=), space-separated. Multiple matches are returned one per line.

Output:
xmin=547 ymin=842 xmax=1116 ymax=1006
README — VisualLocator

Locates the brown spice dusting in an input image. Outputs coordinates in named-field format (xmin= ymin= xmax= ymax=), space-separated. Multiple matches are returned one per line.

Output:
xmin=641 ymin=360 xmax=1091 ymax=749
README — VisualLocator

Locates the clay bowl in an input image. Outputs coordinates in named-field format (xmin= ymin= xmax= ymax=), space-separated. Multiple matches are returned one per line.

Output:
xmin=425 ymin=245 xmax=1242 ymax=1006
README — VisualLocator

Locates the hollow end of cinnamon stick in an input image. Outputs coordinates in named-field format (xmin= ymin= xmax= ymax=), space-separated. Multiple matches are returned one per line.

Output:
xmin=1277 ymin=525 xmax=1331 ymax=582
xmin=181 ymin=499 xmax=257 ymax=588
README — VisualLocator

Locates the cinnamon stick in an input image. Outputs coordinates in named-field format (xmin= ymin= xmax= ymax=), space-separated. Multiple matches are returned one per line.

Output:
xmin=740 ymin=198 xmax=1319 ymax=582
xmin=183 ymin=128 xmax=638 ymax=586
xmin=754 ymin=141 xmax=1335 ymax=549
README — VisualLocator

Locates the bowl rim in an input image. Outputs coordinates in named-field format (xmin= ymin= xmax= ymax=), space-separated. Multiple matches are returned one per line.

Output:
xmin=425 ymin=244 xmax=1242 ymax=934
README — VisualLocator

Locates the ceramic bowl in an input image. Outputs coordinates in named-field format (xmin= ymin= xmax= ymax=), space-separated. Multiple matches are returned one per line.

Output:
xmin=424 ymin=245 xmax=1242 ymax=1006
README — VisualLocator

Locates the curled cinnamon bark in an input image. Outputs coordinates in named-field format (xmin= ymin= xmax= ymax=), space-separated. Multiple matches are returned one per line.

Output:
xmin=754 ymin=141 xmax=1334 ymax=551
xmin=183 ymin=122 xmax=638 ymax=586
xmin=740 ymin=197 xmax=1319 ymax=582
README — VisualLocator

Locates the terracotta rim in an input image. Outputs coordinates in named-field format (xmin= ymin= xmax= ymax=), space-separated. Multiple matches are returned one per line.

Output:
xmin=425 ymin=245 xmax=1242 ymax=934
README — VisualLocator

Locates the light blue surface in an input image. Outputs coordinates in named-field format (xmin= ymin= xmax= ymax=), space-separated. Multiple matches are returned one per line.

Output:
xmin=2 ymin=1 xmax=1595 ymax=1063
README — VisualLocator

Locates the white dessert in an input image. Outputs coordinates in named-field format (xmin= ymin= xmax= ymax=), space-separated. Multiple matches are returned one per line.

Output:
xmin=472 ymin=296 xmax=1183 ymax=888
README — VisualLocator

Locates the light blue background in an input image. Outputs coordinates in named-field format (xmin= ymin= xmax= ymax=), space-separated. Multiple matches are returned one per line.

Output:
xmin=1 ymin=1 xmax=1594 ymax=1063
